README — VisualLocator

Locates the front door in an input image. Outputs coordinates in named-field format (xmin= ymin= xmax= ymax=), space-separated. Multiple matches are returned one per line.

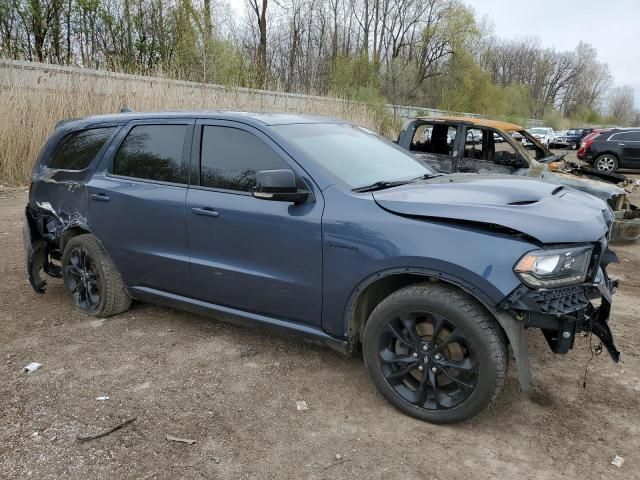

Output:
xmin=186 ymin=121 xmax=324 ymax=326
xmin=88 ymin=120 xmax=193 ymax=296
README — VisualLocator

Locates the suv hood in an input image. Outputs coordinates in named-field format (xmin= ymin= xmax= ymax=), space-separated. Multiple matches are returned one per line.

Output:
xmin=373 ymin=176 xmax=610 ymax=244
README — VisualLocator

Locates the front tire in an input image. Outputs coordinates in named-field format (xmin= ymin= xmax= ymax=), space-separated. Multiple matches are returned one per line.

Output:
xmin=594 ymin=154 xmax=619 ymax=173
xmin=362 ymin=283 xmax=508 ymax=424
xmin=569 ymin=141 xmax=578 ymax=150
xmin=61 ymin=234 xmax=131 ymax=317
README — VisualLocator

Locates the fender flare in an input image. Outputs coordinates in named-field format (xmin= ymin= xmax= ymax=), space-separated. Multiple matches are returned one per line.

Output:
xmin=344 ymin=267 xmax=532 ymax=390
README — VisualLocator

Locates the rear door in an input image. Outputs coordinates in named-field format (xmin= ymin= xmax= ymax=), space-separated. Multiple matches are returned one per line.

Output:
xmin=185 ymin=120 xmax=323 ymax=326
xmin=88 ymin=119 xmax=193 ymax=296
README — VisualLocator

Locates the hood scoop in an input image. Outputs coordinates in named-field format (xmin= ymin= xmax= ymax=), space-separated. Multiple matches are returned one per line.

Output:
xmin=372 ymin=178 xmax=609 ymax=244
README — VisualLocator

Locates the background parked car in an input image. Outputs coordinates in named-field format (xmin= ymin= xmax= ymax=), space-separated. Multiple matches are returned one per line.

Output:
xmin=397 ymin=116 xmax=640 ymax=242
xmin=557 ymin=128 xmax=594 ymax=150
xmin=578 ymin=128 xmax=640 ymax=172
xmin=554 ymin=130 xmax=568 ymax=147
xmin=523 ymin=127 xmax=555 ymax=148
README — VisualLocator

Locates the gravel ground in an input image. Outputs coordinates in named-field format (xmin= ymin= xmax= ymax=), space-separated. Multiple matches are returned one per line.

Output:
xmin=1 ymin=180 xmax=639 ymax=479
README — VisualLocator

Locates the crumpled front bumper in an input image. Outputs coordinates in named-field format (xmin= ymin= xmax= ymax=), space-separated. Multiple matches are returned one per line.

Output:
xmin=499 ymin=252 xmax=620 ymax=362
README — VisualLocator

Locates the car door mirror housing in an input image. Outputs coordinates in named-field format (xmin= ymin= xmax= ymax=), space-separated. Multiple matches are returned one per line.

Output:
xmin=253 ymin=169 xmax=309 ymax=203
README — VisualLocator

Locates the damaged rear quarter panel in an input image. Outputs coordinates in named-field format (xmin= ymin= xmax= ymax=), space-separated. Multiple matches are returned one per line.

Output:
xmin=24 ymin=123 xmax=121 ymax=292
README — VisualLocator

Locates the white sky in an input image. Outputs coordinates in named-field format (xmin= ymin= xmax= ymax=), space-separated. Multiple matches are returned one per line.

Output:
xmin=465 ymin=0 xmax=640 ymax=108
xmin=228 ymin=0 xmax=639 ymax=108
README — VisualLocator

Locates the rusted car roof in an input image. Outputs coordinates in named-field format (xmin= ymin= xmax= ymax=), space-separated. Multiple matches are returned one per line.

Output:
xmin=416 ymin=116 xmax=523 ymax=132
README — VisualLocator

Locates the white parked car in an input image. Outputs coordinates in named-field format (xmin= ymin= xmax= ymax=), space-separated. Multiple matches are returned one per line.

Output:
xmin=524 ymin=127 xmax=555 ymax=148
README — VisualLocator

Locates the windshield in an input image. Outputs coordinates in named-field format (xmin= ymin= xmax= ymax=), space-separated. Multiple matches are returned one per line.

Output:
xmin=273 ymin=123 xmax=432 ymax=189
xmin=528 ymin=128 xmax=547 ymax=135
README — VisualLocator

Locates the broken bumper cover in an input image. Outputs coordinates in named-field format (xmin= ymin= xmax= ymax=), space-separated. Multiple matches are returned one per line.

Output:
xmin=23 ymin=207 xmax=63 ymax=293
xmin=500 ymin=264 xmax=620 ymax=363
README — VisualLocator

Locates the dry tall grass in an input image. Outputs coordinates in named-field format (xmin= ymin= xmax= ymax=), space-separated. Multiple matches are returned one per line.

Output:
xmin=0 ymin=63 xmax=391 ymax=186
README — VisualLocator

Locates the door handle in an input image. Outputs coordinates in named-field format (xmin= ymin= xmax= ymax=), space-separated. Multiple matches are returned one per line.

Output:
xmin=191 ymin=207 xmax=219 ymax=217
xmin=90 ymin=193 xmax=110 ymax=202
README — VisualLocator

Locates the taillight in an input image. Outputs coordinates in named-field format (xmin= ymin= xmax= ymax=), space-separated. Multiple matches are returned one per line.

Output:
xmin=580 ymin=133 xmax=600 ymax=152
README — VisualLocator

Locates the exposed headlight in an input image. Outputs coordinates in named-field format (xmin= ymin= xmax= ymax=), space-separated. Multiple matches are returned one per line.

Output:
xmin=514 ymin=246 xmax=593 ymax=288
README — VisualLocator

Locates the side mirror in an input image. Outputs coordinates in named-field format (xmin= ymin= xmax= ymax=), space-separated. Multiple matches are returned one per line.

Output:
xmin=253 ymin=169 xmax=309 ymax=203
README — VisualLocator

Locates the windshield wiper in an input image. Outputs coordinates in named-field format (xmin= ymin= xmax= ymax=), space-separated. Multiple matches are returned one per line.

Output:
xmin=352 ymin=179 xmax=414 ymax=193
xmin=539 ymin=152 xmax=567 ymax=164
xmin=412 ymin=172 xmax=444 ymax=180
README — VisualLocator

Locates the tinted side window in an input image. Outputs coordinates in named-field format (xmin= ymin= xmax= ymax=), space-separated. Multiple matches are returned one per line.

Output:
xmin=616 ymin=131 xmax=640 ymax=142
xmin=200 ymin=126 xmax=290 ymax=192
xmin=49 ymin=127 xmax=115 ymax=170
xmin=113 ymin=125 xmax=187 ymax=183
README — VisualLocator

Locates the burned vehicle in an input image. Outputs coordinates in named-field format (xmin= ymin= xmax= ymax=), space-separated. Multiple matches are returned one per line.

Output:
xmin=398 ymin=116 xmax=640 ymax=242
xmin=25 ymin=111 xmax=620 ymax=424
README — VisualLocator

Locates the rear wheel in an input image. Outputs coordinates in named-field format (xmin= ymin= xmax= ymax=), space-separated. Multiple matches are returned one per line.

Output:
xmin=594 ymin=154 xmax=618 ymax=173
xmin=569 ymin=141 xmax=579 ymax=150
xmin=362 ymin=283 xmax=508 ymax=424
xmin=61 ymin=234 xmax=131 ymax=317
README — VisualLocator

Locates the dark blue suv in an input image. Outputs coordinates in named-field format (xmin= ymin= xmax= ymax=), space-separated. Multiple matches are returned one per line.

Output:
xmin=24 ymin=111 xmax=620 ymax=423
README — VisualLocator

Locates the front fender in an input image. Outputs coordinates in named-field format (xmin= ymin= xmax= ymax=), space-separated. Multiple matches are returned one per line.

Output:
xmin=342 ymin=266 xmax=532 ymax=390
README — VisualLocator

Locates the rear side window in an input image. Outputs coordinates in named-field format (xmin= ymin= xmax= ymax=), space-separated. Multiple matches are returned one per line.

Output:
xmin=113 ymin=125 xmax=187 ymax=183
xmin=612 ymin=131 xmax=640 ymax=142
xmin=200 ymin=126 xmax=291 ymax=192
xmin=48 ymin=127 xmax=115 ymax=170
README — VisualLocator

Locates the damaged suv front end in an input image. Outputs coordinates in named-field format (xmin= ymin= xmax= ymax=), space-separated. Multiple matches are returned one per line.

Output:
xmin=500 ymin=237 xmax=620 ymax=379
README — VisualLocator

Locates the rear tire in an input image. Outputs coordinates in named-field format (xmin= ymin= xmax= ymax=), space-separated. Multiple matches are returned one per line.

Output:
xmin=61 ymin=234 xmax=131 ymax=317
xmin=569 ymin=141 xmax=578 ymax=150
xmin=362 ymin=283 xmax=508 ymax=424
xmin=594 ymin=154 xmax=619 ymax=173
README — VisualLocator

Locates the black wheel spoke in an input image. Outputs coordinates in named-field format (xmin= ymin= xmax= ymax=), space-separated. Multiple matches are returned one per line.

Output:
xmin=438 ymin=357 xmax=476 ymax=372
xmin=416 ymin=374 xmax=428 ymax=406
xmin=399 ymin=313 xmax=422 ymax=345
xmin=66 ymin=265 xmax=82 ymax=277
xmin=385 ymin=363 xmax=418 ymax=381
xmin=430 ymin=314 xmax=445 ymax=347
xmin=439 ymin=368 xmax=474 ymax=389
xmin=387 ymin=323 xmax=414 ymax=349
xmin=427 ymin=369 xmax=442 ymax=409
xmin=380 ymin=354 xmax=417 ymax=366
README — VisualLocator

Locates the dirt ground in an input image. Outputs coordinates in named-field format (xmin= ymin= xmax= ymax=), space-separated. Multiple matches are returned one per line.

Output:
xmin=1 ymin=172 xmax=639 ymax=479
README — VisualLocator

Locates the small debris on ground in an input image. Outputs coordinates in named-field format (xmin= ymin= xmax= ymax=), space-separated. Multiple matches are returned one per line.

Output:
xmin=212 ymin=457 xmax=220 ymax=464
xmin=239 ymin=346 xmax=257 ymax=358
xmin=335 ymin=454 xmax=342 ymax=460
xmin=611 ymin=455 xmax=625 ymax=468
xmin=166 ymin=434 xmax=196 ymax=445
xmin=23 ymin=362 xmax=42 ymax=373
xmin=76 ymin=417 xmax=136 ymax=441
xmin=96 ymin=396 xmax=110 ymax=401
xmin=296 ymin=401 xmax=308 ymax=411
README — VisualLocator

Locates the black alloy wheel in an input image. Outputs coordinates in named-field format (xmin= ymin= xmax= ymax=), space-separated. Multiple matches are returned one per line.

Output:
xmin=363 ymin=283 xmax=508 ymax=423
xmin=61 ymin=234 xmax=131 ymax=317
xmin=63 ymin=245 xmax=101 ymax=313
xmin=378 ymin=310 xmax=478 ymax=411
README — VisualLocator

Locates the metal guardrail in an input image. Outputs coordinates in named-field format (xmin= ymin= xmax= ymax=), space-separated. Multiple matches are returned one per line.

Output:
xmin=0 ymin=59 xmax=542 ymax=126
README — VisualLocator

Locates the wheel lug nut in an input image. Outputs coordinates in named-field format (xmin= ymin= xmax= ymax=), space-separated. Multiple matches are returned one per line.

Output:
xmin=431 ymin=367 xmax=437 ymax=373
xmin=418 ymin=366 xmax=424 ymax=371
xmin=434 ymin=354 xmax=442 ymax=360
xmin=422 ymin=345 xmax=428 ymax=351
xmin=412 ymin=352 xmax=418 ymax=358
